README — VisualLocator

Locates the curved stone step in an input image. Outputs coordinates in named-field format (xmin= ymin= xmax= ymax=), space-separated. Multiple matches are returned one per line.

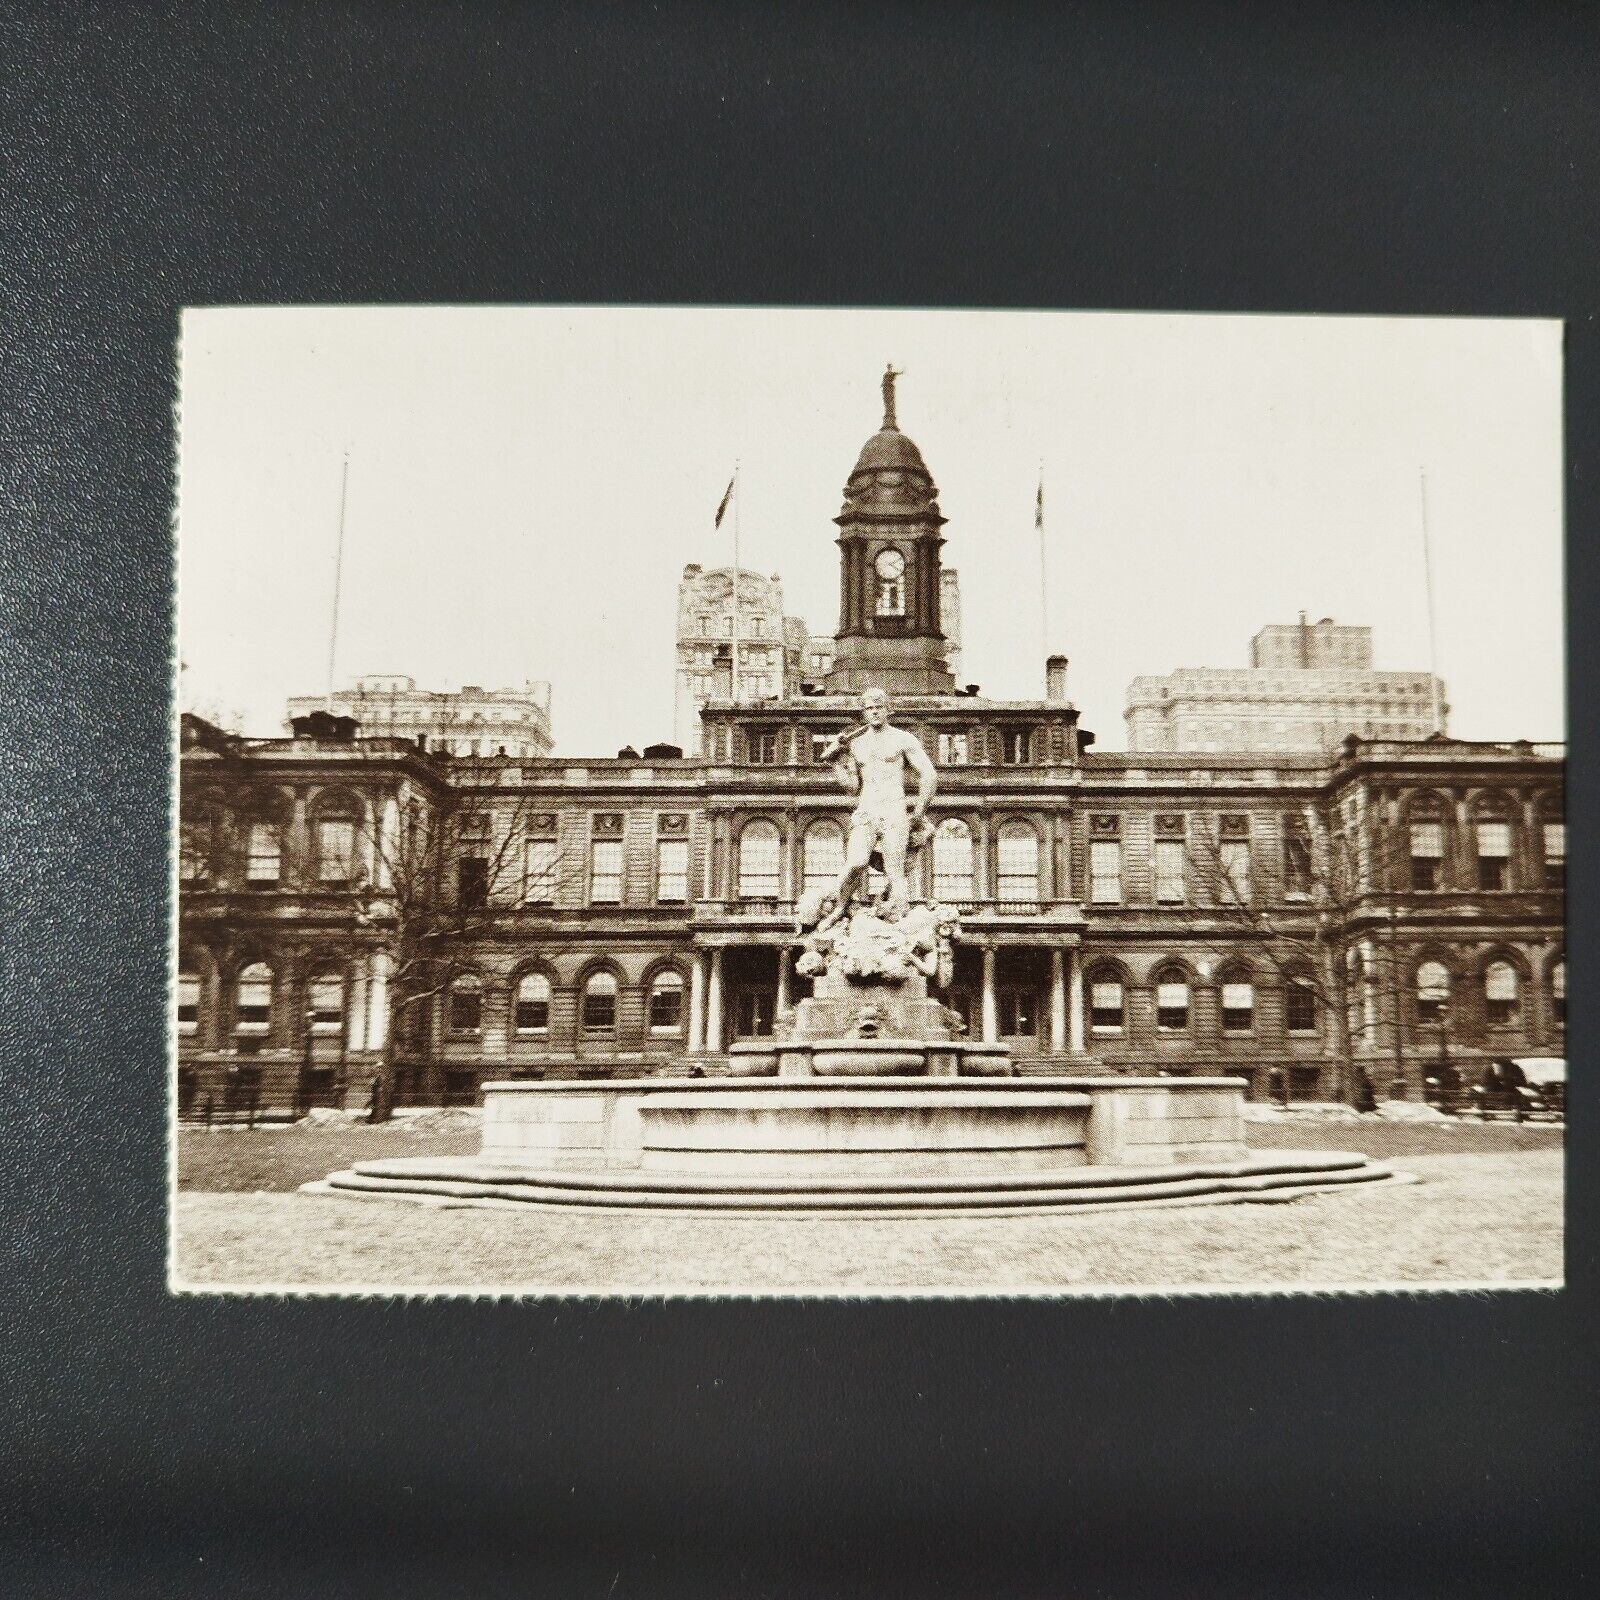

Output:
xmin=304 ymin=1152 xmax=1400 ymax=1214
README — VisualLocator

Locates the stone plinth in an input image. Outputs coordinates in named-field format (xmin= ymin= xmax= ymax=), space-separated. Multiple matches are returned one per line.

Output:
xmin=312 ymin=1073 xmax=1402 ymax=1214
xmin=474 ymin=1075 xmax=1248 ymax=1170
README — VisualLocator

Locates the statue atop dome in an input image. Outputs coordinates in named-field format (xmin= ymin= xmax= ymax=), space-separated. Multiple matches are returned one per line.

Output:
xmin=881 ymin=362 xmax=903 ymax=429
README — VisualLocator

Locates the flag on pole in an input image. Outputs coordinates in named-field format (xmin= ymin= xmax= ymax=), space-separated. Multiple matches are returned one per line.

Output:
xmin=715 ymin=475 xmax=736 ymax=528
xmin=1035 ymin=475 xmax=1044 ymax=531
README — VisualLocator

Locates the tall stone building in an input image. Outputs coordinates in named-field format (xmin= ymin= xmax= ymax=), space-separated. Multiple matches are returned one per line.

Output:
xmin=1125 ymin=615 xmax=1447 ymax=754
xmin=287 ymin=674 xmax=553 ymax=759
xmin=180 ymin=377 xmax=1563 ymax=1117
xmin=671 ymin=566 xmax=810 ymax=753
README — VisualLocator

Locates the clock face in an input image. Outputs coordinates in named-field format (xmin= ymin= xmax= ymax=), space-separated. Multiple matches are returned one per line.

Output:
xmin=875 ymin=548 xmax=906 ymax=580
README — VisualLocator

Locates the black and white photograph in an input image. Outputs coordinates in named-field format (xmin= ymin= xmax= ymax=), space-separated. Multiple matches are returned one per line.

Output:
xmin=172 ymin=305 xmax=1565 ymax=1296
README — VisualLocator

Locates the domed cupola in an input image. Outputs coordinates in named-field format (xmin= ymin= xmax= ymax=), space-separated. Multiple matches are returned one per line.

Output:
xmin=824 ymin=366 xmax=956 ymax=695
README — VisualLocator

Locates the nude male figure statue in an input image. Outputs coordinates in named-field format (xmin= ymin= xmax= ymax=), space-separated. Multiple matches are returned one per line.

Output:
xmin=817 ymin=687 xmax=936 ymax=922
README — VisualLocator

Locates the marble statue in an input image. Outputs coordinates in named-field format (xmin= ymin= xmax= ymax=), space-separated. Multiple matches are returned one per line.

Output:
xmin=815 ymin=687 xmax=935 ymax=924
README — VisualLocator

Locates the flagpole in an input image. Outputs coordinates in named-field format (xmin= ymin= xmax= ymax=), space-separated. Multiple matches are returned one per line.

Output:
xmin=1419 ymin=467 xmax=1444 ymax=735
xmin=327 ymin=449 xmax=349 ymax=708
xmin=1036 ymin=462 xmax=1048 ymax=691
xmin=731 ymin=460 xmax=742 ymax=701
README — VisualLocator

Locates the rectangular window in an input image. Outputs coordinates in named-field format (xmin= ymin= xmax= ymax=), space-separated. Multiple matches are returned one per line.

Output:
xmin=449 ymin=987 xmax=482 ymax=1035
xmin=1286 ymin=981 xmax=1317 ymax=1033
xmin=1484 ymin=963 xmax=1518 ymax=1026
xmin=1089 ymin=841 xmax=1122 ymax=905
xmin=523 ymin=839 xmax=558 ymax=904
xmin=937 ymin=732 xmax=969 ymax=766
xmin=697 ymin=614 xmax=711 ymax=636
xmin=1154 ymin=840 xmax=1186 ymax=905
xmin=515 ymin=988 xmax=549 ymax=1036
xmin=457 ymin=856 xmax=489 ymax=908
xmin=1220 ymin=982 xmax=1254 ymax=1032
xmin=750 ymin=616 xmax=764 ymax=637
xmin=177 ymin=974 xmax=200 ymax=1035
xmin=1089 ymin=981 xmax=1124 ymax=1033
xmin=996 ymin=833 xmax=1039 ymax=903
xmin=246 ymin=822 xmax=281 ymax=887
xmin=589 ymin=839 xmax=623 ymax=903
xmin=1283 ymin=830 xmax=1313 ymax=897
xmin=1218 ymin=840 xmax=1251 ymax=904
xmin=1476 ymin=822 xmax=1510 ymax=890
xmin=179 ymin=819 xmax=210 ymax=882
xmin=1156 ymin=982 xmax=1189 ymax=1031
xmin=308 ymin=975 xmax=344 ymax=1034
xmin=1409 ymin=821 xmax=1443 ymax=890
xmin=749 ymin=730 xmax=780 ymax=765
xmin=1000 ymin=730 xmax=1030 ymax=765
xmin=1543 ymin=822 xmax=1565 ymax=889
xmin=317 ymin=819 xmax=356 ymax=884
xmin=656 ymin=838 xmax=690 ymax=903
xmin=739 ymin=828 xmax=782 ymax=899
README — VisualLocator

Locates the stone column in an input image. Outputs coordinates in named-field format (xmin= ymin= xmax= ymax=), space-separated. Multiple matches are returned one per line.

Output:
xmin=687 ymin=951 xmax=706 ymax=1053
xmin=981 ymin=945 xmax=998 ymax=1044
xmin=706 ymin=946 xmax=724 ymax=1054
xmin=776 ymin=946 xmax=791 ymax=1013
xmin=367 ymin=951 xmax=391 ymax=1053
xmin=1049 ymin=946 xmax=1067 ymax=1054
xmin=347 ymin=956 xmax=369 ymax=1053
xmin=289 ymin=793 xmax=309 ymax=887
xmin=1068 ymin=948 xmax=1086 ymax=1054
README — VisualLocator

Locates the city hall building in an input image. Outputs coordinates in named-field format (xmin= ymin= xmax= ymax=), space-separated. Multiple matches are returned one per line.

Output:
xmin=176 ymin=382 xmax=1566 ymax=1114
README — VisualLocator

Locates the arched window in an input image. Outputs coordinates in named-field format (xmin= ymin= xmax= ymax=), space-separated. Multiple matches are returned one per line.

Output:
xmin=995 ymin=822 xmax=1039 ymax=904
xmin=1218 ymin=967 xmax=1254 ymax=1033
xmin=315 ymin=799 xmax=362 ymax=887
xmin=1416 ymin=960 xmax=1450 ymax=1025
xmin=1154 ymin=967 xmax=1190 ymax=1032
xmin=1541 ymin=808 xmax=1565 ymax=891
xmin=582 ymin=970 xmax=618 ymax=1035
xmin=307 ymin=972 xmax=345 ymax=1034
xmin=1087 ymin=969 xmax=1125 ymax=1034
xmin=1285 ymin=972 xmax=1318 ymax=1034
xmin=448 ymin=972 xmax=482 ymax=1035
xmin=1473 ymin=799 xmax=1513 ymax=891
xmin=235 ymin=962 xmax=273 ymax=1034
xmin=739 ymin=819 xmax=782 ymax=899
xmin=932 ymin=818 xmax=975 ymax=902
xmin=1484 ymin=960 xmax=1519 ymax=1026
xmin=1551 ymin=959 xmax=1566 ymax=1025
xmin=1408 ymin=797 xmax=1446 ymax=890
xmin=874 ymin=548 xmax=906 ymax=616
xmin=246 ymin=820 xmax=282 ymax=888
xmin=177 ymin=968 xmax=202 ymax=1036
xmin=648 ymin=970 xmax=685 ymax=1034
xmin=802 ymin=821 xmax=845 ymax=896
xmin=514 ymin=972 xmax=550 ymax=1036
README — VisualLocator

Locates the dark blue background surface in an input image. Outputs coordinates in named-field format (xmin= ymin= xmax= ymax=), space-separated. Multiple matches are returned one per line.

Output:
xmin=2 ymin=3 xmax=1595 ymax=1593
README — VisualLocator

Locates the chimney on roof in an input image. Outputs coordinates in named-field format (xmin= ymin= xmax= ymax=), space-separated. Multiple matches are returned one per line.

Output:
xmin=1045 ymin=655 xmax=1070 ymax=702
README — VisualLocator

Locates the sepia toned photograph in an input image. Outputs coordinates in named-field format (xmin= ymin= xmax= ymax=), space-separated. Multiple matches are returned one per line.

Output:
xmin=172 ymin=306 xmax=1565 ymax=1296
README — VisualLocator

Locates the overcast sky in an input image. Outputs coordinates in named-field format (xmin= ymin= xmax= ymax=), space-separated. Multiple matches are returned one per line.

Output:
xmin=178 ymin=307 xmax=1563 ymax=755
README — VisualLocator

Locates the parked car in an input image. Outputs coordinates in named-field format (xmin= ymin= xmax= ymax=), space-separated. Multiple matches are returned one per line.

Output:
xmin=1473 ymin=1056 xmax=1564 ymax=1121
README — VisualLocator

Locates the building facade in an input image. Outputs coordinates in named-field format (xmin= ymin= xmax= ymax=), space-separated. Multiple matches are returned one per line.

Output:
xmin=1125 ymin=616 xmax=1447 ymax=754
xmin=180 ymin=386 xmax=1562 ymax=1115
xmin=287 ymin=674 xmax=554 ymax=759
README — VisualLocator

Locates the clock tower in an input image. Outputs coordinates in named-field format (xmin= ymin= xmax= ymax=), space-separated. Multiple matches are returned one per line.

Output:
xmin=823 ymin=366 xmax=957 ymax=695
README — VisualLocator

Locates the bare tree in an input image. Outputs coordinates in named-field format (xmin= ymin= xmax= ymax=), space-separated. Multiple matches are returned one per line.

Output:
xmin=1184 ymin=798 xmax=1412 ymax=1104
xmin=334 ymin=744 xmax=584 ymax=1104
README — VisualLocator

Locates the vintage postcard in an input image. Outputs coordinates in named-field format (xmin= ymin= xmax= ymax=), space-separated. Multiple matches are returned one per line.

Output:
xmin=172 ymin=306 xmax=1564 ymax=1295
